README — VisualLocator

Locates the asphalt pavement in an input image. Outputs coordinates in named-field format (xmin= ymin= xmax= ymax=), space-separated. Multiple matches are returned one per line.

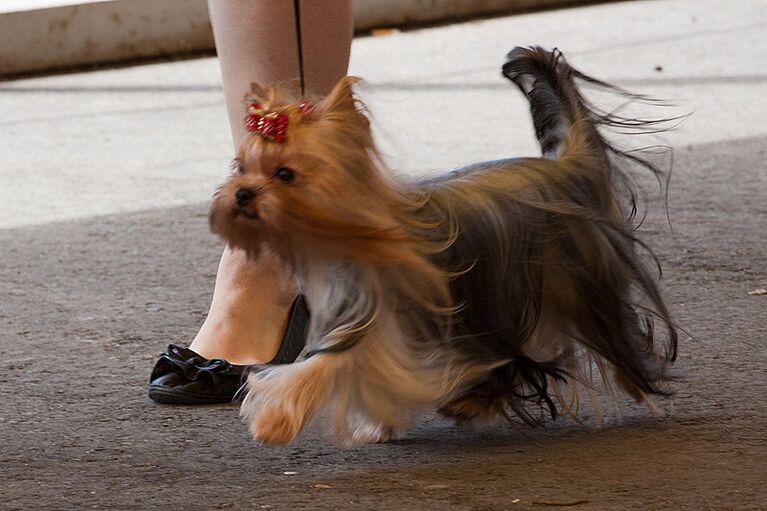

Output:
xmin=1 ymin=0 xmax=766 ymax=509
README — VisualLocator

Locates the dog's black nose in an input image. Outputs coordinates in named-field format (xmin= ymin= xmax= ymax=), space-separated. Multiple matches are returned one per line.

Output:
xmin=235 ymin=188 xmax=255 ymax=208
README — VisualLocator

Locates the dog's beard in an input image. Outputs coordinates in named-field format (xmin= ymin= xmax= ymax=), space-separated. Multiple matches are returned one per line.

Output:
xmin=208 ymin=181 xmax=286 ymax=262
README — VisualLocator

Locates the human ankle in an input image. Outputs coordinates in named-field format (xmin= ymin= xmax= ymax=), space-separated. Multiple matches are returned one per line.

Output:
xmin=190 ymin=307 xmax=289 ymax=365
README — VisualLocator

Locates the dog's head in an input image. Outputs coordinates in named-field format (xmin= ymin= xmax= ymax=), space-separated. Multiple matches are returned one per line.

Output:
xmin=209 ymin=77 xmax=428 ymax=267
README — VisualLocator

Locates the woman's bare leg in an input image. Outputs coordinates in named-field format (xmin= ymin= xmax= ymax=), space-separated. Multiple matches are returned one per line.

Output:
xmin=190 ymin=0 xmax=353 ymax=364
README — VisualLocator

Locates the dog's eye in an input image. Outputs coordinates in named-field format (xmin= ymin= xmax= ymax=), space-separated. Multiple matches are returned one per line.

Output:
xmin=232 ymin=159 xmax=245 ymax=175
xmin=274 ymin=167 xmax=295 ymax=183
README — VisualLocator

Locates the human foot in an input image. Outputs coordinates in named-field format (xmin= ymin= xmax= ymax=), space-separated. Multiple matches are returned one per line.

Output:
xmin=189 ymin=245 xmax=298 ymax=365
xmin=148 ymin=296 xmax=309 ymax=405
xmin=148 ymin=245 xmax=308 ymax=405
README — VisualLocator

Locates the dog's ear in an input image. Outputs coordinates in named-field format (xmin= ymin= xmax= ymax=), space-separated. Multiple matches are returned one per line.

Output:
xmin=320 ymin=76 xmax=362 ymax=114
xmin=241 ymin=82 xmax=268 ymax=120
xmin=249 ymin=82 xmax=269 ymax=102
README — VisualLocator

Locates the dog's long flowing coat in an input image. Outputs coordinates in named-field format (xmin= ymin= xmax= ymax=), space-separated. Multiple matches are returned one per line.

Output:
xmin=209 ymin=47 xmax=678 ymax=445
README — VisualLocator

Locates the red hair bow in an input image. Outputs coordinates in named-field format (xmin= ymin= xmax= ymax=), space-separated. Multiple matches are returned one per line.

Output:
xmin=246 ymin=103 xmax=289 ymax=143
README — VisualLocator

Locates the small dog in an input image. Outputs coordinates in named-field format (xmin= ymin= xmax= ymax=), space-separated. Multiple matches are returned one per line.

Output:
xmin=209 ymin=47 xmax=678 ymax=446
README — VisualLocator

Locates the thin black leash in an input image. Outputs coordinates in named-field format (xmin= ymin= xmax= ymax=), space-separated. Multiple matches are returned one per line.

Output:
xmin=293 ymin=0 xmax=305 ymax=96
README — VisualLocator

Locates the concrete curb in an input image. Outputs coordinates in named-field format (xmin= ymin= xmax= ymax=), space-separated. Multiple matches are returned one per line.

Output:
xmin=0 ymin=0 xmax=616 ymax=78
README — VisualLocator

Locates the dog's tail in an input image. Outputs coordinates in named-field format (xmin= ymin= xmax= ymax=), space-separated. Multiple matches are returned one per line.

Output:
xmin=502 ymin=46 xmax=669 ymax=160
xmin=501 ymin=47 xmax=676 ymax=215
xmin=505 ymin=47 xmax=604 ymax=156
xmin=493 ymin=47 xmax=678 ymax=414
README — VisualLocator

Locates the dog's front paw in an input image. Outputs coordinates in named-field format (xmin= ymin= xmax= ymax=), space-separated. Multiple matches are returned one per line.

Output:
xmin=348 ymin=421 xmax=394 ymax=445
xmin=239 ymin=357 xmax=340 ymax=446
xmin=240 ymin=367 xmax=307 ymax=446
xmin=249 ymin=404 xmax=301 ymax=446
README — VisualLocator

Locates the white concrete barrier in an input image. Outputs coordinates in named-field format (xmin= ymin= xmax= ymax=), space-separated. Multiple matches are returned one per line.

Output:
xmin=0 ymin=0 xmax=611 ymax=77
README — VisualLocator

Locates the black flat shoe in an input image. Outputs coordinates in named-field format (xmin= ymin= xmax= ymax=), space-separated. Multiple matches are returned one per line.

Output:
xmin=148 ymin=295 xmax=309 ymax=405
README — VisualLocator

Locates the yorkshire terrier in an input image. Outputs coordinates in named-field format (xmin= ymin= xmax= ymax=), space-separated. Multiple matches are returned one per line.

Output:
xmin=209 ymin=47 xmax=678 ymax=446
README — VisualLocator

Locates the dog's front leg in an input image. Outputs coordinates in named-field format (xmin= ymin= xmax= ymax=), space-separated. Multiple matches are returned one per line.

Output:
xmin=240 ymin=353 xmax=343 ymax=445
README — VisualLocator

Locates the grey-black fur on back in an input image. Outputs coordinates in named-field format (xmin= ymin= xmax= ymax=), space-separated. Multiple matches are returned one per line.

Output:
xmin=418 ymin=46 xmax=678 ymax=424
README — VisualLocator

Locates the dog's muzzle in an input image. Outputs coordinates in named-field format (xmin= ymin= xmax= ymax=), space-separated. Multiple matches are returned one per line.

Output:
xmin=234 ymin=187 xmax=260 ymax=220
xmin=236 ymin=188 xmax=255 ymax=208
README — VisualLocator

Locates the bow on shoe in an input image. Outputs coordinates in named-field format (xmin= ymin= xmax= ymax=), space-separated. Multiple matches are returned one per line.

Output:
xmin=150 ymin=344 xmax=245 ymax=385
